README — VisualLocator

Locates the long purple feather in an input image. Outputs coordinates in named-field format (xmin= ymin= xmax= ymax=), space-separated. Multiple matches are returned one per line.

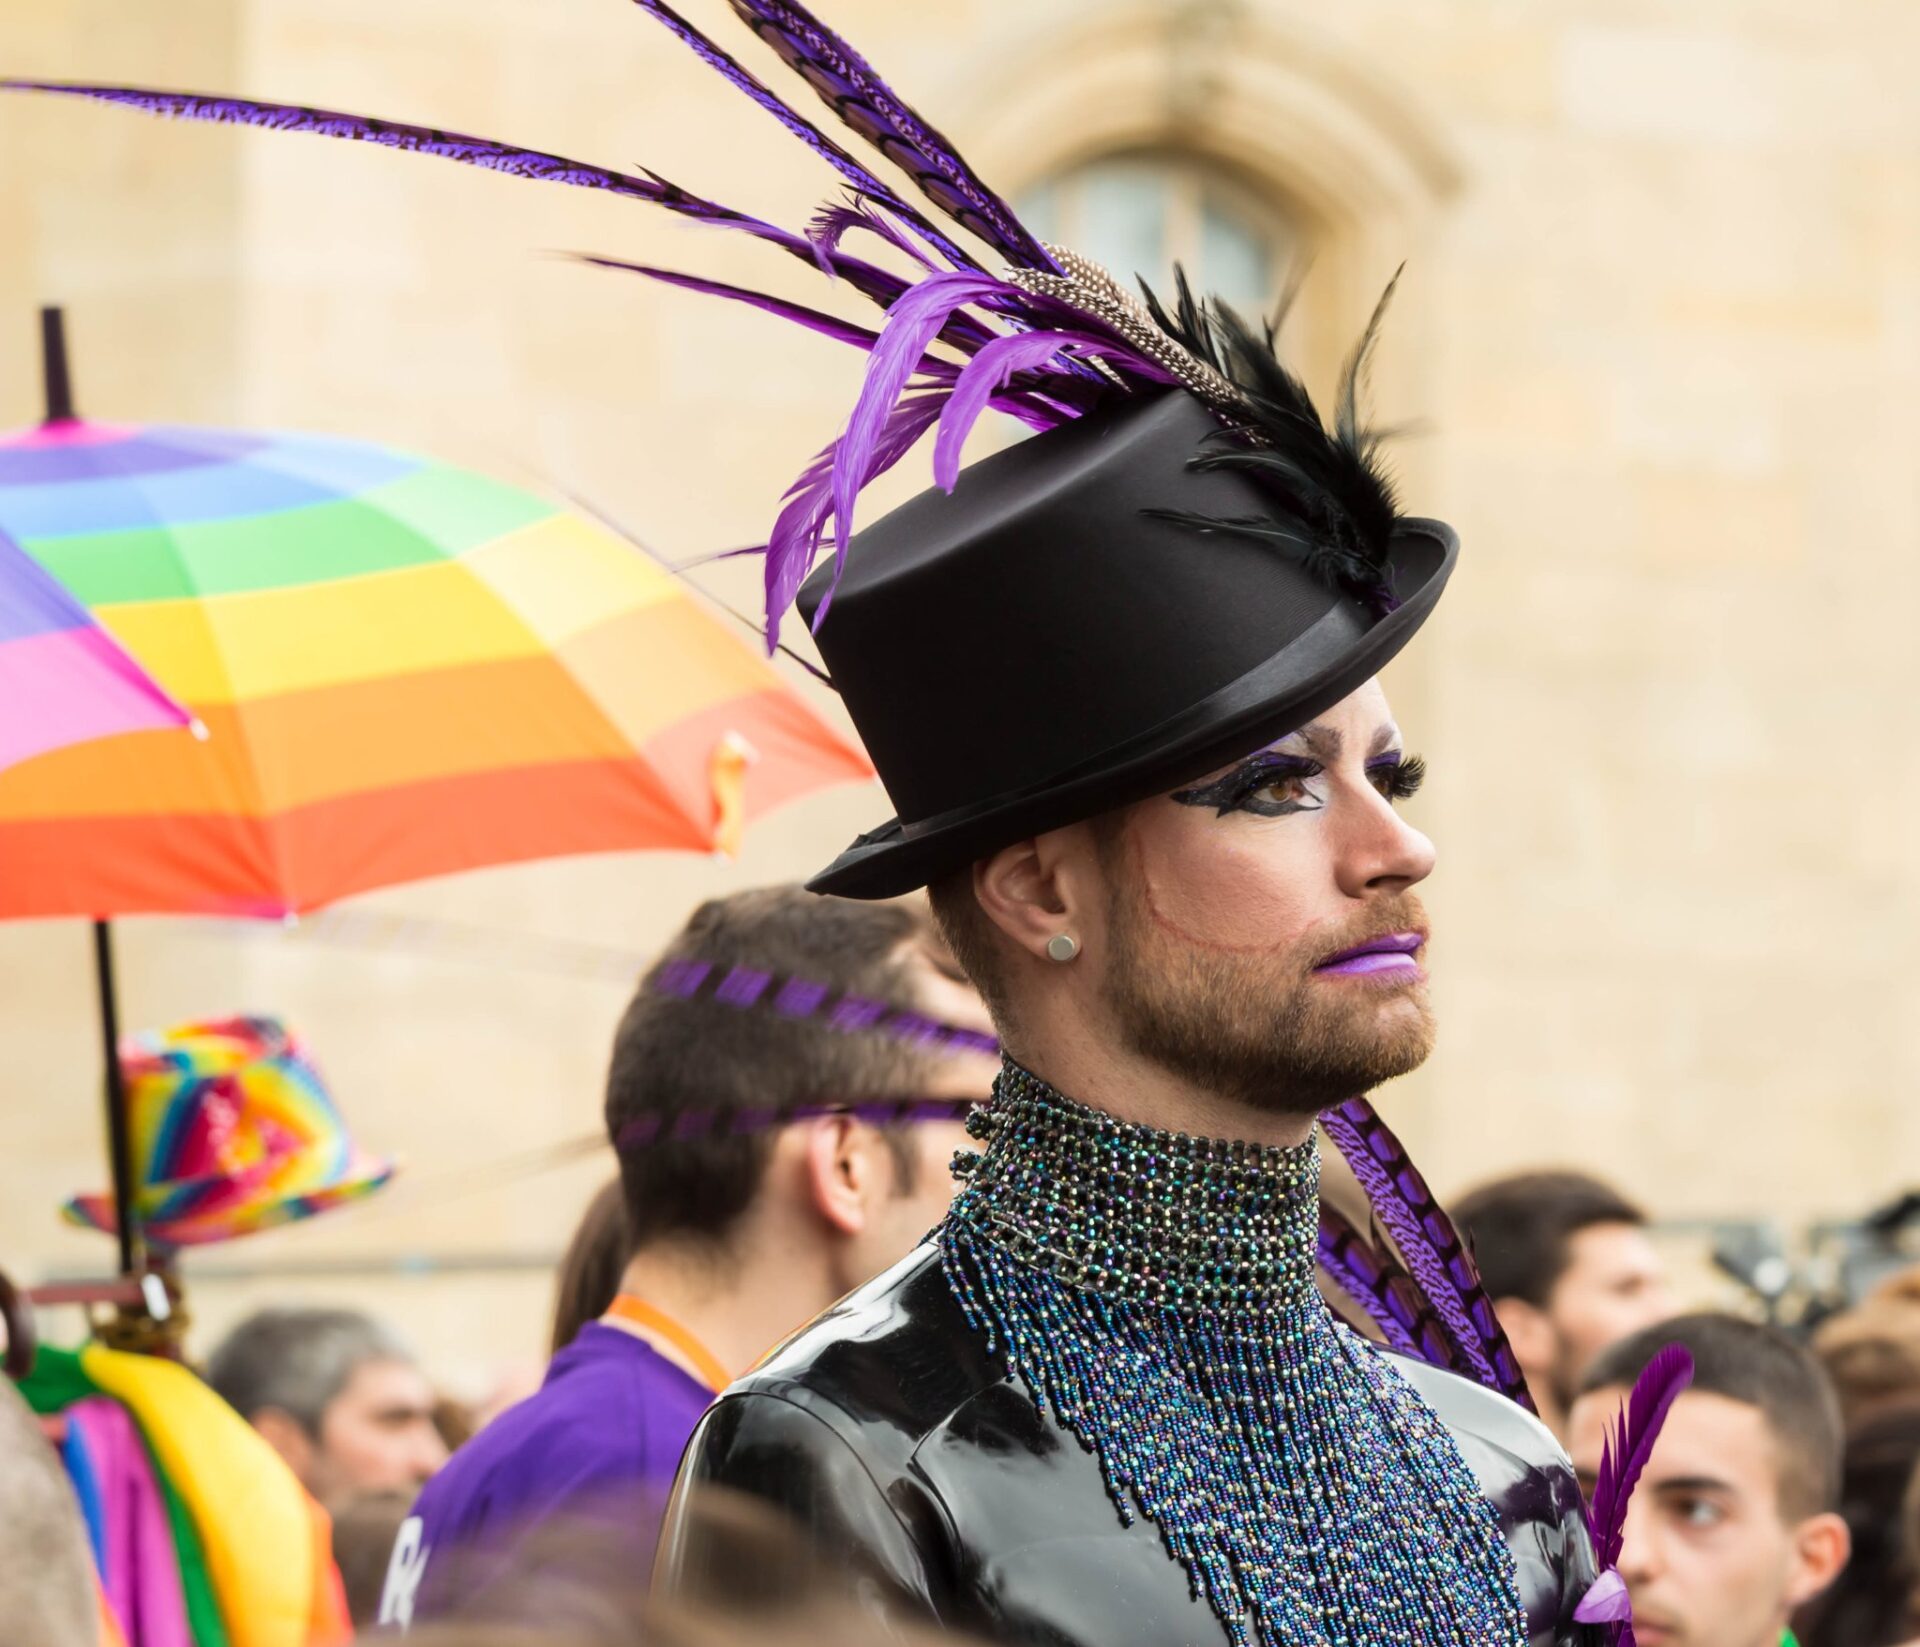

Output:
xmin=0 ymin=81 xmax=922 ymax=320
xmin=576 ymin=254 xmax=902 ymax=357
xmin=621 ymin=0 xmax=978 ymax=272
xmin=1321 ymin=1097 xmax=1535 ymax=1410
xmin=722 ymin=0 xmax=1052 ymax=267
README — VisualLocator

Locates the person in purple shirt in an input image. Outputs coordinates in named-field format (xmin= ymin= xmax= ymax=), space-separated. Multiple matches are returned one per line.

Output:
xmin=380 ymin=885 xmax=998 ymax=1629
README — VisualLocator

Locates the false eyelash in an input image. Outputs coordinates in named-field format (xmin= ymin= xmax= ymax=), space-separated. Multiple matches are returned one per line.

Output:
xmin=1173 ymin=753 xmax=1324 ymax=817
xmin=1367 ymin=754 xmax=1427 ymax=802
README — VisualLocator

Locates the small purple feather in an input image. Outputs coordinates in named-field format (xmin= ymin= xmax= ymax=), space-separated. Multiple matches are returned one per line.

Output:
xmin=1587 ymin=1343 xmax=1695 ymax=1572
xmin=1576 ymin=1344 xmax=1695 ymax=1645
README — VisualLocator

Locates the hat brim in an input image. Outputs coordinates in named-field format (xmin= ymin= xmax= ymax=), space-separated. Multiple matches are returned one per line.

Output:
xmin=63 ymin=1155 xmax=397 ymax=1249
xmin=806 ymin=519 xmax=1456 ymax=899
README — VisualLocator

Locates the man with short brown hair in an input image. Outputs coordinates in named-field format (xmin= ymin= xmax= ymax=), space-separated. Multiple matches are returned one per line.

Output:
xmin=382 ymin=885 xmax=996 ymax=1629
xmin=1455 ymin=1171 xmax=1676 ymax=1437
xmin=1568 ymin=1314 xmax=1851 ymax=1647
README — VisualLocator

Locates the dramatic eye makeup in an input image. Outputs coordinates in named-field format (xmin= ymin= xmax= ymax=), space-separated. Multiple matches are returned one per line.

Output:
xmin=1172 ymin=752 xmax=1325 ymax=818
xmin=1365 ymin=752 xmax=1426 ymax=803
xmin=1171 ymin=749 xmax=1428 ymax=818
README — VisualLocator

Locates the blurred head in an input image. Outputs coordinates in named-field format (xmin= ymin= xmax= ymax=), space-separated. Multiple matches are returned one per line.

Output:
xmin=605 ymin=886 xmax=998 ymax=1300
xmin=930 ymin=680 xmax=1436 ymax=1115
xmin=0 ymin=1381 xmax=96 ymax=1647
xmin=1569 ymin=1314 xmax=1850 ymax=1647
xmin=1453 ymin=1171 xmax=1674 ymax=1427
xmin=207 ymin=1306 xmax=448 ymax=1502
xmin=1812 ymin=1271 xmax=1920 ymax=1427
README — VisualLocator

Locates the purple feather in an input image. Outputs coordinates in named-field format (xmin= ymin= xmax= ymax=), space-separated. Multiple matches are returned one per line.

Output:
xmin=765 ymin=392 xmax=946 ymax=646
xmin=576 ymin=254 xmax=905 ymax=359
xmin=828 ymin=270 xmax=1014 ymax=571
xmin=621 ymin=0 xmax=977 ymax=272
xmin=1321 ymin=1097 xmax=1535 ymax=1410
xmin=931 ymin=330 xmax=1173 ymax=490
xmin=809 ymin=197 xmax=938 ymax=271
xmin=1316 ymin=1207 xmax=1422 ymax=1358
xmin=1586 ymin=1343 xmax=1694 ymax=1573
xmin=722 ymin=0 xmax=1053 ymax=267
xmin=0 ymin=81 xmax=924 ymax=322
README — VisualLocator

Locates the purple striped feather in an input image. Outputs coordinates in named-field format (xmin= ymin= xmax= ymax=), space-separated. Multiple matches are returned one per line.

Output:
xmin=1 ymin=81 xmax=918 ymax=319
xmin=1320 ymin=1096 xmax=1536 ymax=1411
xmin=622 ymin=0 xmax=979 ymax=272
xmin=721 ymin=0 xmax=1053 ymax=268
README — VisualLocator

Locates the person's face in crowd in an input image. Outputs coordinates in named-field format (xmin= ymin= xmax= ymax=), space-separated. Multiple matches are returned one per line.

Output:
xmin=274 ymin=1357 xmax=449 ymax=1503
xmin=1088 ymin=679 xmax=1438 ymax=1114
xmin=1538 ymin=1222 xmax=1675 ymax=1398
xmin=1567 ymin=1388 xmax=1849 ymax=1647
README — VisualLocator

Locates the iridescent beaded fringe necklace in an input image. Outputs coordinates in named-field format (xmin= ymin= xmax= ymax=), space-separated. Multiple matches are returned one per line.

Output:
xmin=939 ymin=1061 xmax=1528 ymax=1647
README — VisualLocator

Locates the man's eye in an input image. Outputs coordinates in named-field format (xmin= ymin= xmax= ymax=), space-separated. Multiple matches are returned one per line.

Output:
xmin=1675 ymin=1497 xmax=1724 ymax=1529
xmin=1173 ymin=756 xmax=1324 ymax=818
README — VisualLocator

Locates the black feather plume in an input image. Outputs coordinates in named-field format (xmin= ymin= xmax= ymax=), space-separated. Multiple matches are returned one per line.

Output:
xmin=1140 ymin=268 xmax=1406 ymax=614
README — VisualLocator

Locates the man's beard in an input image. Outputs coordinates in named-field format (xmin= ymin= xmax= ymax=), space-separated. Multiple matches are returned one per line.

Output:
xmin=1099 ymin=875 xmax=1437 ymax=1117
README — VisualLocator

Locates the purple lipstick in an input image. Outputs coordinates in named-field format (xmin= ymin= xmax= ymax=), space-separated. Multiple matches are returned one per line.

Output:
xmin=1313 ymin=932 xmax=1425 ymax=979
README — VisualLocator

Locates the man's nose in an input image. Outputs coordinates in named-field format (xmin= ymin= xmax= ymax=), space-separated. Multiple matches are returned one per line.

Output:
xmin=1337 ymin=794 xmax=1436 ymax=899
xmin=411 ymin=1423 xmax=450 ymax=1480
xmin=1616 ymin=1502 xmax=1663 ymax=1587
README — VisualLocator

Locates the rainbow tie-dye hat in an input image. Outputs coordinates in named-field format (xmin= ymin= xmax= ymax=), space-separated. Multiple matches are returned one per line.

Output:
xmin=64 ymin=1015 xmax=395 ymax=1248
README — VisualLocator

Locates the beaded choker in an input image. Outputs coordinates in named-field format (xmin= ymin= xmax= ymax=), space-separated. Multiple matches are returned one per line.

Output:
xmin=940 ymin=1062 xmax=1528 ymax=1647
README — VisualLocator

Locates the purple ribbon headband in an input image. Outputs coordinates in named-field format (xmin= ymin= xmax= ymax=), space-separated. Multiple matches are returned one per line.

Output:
xmin=613 ymin=961 xmax=1000 ymax=1155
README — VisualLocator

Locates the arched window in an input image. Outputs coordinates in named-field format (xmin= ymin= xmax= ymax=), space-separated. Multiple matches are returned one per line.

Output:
xmin=1016 ymin=152 xmax=1297 ymax=319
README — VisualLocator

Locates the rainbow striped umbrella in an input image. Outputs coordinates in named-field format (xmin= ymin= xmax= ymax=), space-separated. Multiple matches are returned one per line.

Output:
xmin=0 ymin=421 xmax=871 ymax=920
xmin=0 ymin=509 xmax=193 ymax=774
xmin=2 ymin=306 xmax=870 ymax=1276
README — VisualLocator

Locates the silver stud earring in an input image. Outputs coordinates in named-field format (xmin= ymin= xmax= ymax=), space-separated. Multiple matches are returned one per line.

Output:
xmin=1045 ymin=933 xmax=1080 ymax=963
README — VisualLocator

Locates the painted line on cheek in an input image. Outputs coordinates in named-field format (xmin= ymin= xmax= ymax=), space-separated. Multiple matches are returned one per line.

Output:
xmin=1130 ymin=827 xmax=1301 ymax=956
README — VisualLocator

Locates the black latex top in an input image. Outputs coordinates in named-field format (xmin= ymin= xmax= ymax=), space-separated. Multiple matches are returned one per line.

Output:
xmin=656 ymin=1244 xmax=1602 ymax=1647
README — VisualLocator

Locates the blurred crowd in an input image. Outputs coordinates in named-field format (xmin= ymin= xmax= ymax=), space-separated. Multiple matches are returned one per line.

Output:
xmin=6 ymin=881 xmax=1920 ymax=1647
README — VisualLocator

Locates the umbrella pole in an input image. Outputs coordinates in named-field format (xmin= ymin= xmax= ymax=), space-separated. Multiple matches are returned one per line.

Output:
xmin=41 ymin=305 xmax=75 ymax=423
xmin=92 ymin=919 xmax=139 ymax=1278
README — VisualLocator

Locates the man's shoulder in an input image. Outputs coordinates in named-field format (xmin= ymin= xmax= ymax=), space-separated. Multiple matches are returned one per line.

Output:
xmin=710 ymin=1240 xmax=999 ymax=1458
xmin=425 ymin=1328 xmax=705 ymax=1520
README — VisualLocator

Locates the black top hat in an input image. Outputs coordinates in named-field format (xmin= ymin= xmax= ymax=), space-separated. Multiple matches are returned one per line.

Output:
xmin=803 ymin=389 xmax=1455 ymax=898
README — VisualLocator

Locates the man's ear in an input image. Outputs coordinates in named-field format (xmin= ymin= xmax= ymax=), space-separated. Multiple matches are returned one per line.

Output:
xmin=973 ymin=825 xmax=1101 ymax=964
xmin=801 ymin=1114 xmax=876 ymax=1238
xmin=1783 ymin=1511 xmax=1851 ymax=1609
xmin=1491 ymin=1297 xmax=1556 ymax=1382
xmin=248 ymin=1406 xmax=316 ymax=1482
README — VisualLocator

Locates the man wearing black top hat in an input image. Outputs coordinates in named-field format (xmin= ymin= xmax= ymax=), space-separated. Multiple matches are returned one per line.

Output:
xmin=657 ymin=304 xmax=1603 ymax=1647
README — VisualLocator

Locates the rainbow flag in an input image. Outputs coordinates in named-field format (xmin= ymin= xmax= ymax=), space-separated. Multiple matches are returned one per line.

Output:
xmin=0 ymin=419 xmax=871 ymax=918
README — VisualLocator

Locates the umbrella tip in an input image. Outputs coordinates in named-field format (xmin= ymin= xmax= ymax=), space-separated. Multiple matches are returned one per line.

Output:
xmin=188 ymin=717 xmax=211 ymax=742
xmin=39 ymin=306 xmax=76 ymax=424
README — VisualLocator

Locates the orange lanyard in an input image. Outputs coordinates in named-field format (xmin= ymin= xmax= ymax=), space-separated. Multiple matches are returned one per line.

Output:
xmin=603 ymin=1294 xmax=731 ymax=1393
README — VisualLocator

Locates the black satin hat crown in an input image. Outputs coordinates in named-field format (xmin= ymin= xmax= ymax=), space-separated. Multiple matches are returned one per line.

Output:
xmin=799 ymin=391 xmax=1455 ymax=898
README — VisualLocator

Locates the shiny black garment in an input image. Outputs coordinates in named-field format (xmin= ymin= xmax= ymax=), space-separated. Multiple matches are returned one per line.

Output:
xmin=657 ymin=1244 xmax=1602 ymax=1647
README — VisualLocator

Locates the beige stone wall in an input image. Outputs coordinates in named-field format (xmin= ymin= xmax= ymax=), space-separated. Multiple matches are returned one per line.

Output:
xmin=1 ymin=0 xmax=1916 ymax=1389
